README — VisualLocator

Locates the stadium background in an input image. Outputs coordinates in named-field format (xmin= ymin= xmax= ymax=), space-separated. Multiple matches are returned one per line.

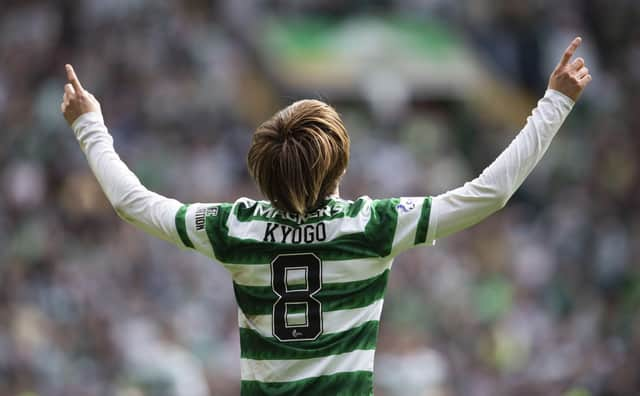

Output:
xmin=1 ymin=1 xmax=639 ymax=395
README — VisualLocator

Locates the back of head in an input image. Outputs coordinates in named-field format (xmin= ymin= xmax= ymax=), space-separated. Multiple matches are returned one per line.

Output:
xmin=247 ymin=99 xmax=350 ymax=215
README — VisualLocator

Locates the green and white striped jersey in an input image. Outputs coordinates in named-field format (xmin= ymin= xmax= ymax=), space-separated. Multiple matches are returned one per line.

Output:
xmin=73 ymin=89 xmax=573 ymax=396
xmin=174 ymin=196 xmax=432 ymax=395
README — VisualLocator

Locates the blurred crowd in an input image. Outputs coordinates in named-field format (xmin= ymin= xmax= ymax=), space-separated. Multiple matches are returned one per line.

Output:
xmin=1 ymin=1 xmax=639 ymax=395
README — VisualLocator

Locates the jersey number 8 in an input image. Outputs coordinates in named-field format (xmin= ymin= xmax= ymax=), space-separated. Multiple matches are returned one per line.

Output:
xmin=271 ymin=253 xmax=323 ymax=342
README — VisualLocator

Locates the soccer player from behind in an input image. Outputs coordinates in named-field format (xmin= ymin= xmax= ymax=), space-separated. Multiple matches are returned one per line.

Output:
xmin=62 ymin=37 xmax=590 ymax=395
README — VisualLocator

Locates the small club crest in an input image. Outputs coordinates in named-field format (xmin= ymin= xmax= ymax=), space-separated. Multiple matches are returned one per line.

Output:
xmin=396 ymin=198 xmax=416 ymax=213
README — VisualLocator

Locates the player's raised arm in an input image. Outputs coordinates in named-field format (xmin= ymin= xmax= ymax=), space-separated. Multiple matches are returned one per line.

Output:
xmin=428 ymin=37 xmax=591 ymax=240
xmin=61 ymin=64 xmax=184 ymax=244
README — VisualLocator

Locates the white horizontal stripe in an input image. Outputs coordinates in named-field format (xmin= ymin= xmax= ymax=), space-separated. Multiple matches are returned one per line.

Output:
xmin=240 ymin=349 xmax=375 ymax=383
xmin=238 ymin=299 xmax=384 ymax=336
xmin=226 ymin=199 xmax=372 ymax=244
xmin=224 ymin=257 xmax=391 ymax=287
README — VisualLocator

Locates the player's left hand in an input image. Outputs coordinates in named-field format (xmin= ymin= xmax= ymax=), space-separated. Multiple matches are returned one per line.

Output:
xmin=61 ymin=64 xmax=102 ymax=126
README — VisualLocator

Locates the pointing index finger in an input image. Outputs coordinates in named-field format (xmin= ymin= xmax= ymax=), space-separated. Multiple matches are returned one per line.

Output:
xmin=65 ymin=64 xmax=84 ymax=92
xmin=559 ymin=37 xmax=582 ymax=66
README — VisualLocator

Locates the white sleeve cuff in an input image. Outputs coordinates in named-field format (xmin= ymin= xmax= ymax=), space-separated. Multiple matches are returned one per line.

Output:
xmin=545 ymin=89 xmax=575 ymax=109
xmin=71 ymin=112 xmax=105 ymax=136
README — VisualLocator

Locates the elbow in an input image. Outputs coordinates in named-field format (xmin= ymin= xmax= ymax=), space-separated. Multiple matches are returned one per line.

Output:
xmin=478 ymin=188 xmax=510 ymax=214
xmin=112 ymin=199 xmax=133 ymax=222
xmin=110 ymin=188 xmax=144 ymax=222
xmin=493 ymin=193 xmax=511 ymax=211
xmin=477 ymin=184 xmax=511 ymax=212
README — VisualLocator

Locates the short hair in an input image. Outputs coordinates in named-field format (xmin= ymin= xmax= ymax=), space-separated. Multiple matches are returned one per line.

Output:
xmin=247 ymin=99 xmax=350 ymax=215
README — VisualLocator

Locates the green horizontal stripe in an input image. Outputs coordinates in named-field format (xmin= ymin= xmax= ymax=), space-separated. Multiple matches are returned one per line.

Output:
xmin=414 ymin=197 xmax=432 ymax=245
xmin=241 ymin=371 xmax=373 ymax=396
xmin=206 ymin=198 xmax=398 ymax=264
xmin=175 ymin=205 xmax=194 ymax=248
xmin=240 ymin=320 xmax=379 ymax=360
xmin=234 ymin=270 xmax=389 ymax=316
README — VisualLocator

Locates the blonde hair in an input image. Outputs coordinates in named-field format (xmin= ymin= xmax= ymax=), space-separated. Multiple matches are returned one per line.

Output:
xmin=247 ymin=99 xmax=350 ymax=215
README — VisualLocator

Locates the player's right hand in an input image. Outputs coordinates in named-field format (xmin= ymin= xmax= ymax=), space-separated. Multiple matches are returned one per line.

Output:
xmin=548 ymin=37 xmax=592 ymax=102
xmin=61 ymin=64 xmax=102 ymax=126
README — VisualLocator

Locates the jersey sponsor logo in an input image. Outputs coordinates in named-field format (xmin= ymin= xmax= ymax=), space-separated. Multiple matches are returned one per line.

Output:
xmin=396 ymin=198 xmax=416 ymax=213
xmin=252 ymin=201 xmax=349 ymax=224
xmin=263 ymin=222 xmax=327 ymax=244
xmin=195 ymin=206 xmax=219 ymax=231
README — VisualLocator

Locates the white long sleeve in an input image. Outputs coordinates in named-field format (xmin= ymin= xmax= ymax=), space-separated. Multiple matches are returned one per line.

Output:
xmin=427 ymin=89 xmax=575 ymax=241
xmin=72 ymin=89 xmax=573 ymax=249
xmin=72 ymin=112 xmax=183 ymax=244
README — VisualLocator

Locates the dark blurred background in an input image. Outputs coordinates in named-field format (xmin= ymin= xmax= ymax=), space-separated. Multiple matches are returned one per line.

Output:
xmin=1 ymin=1 xmax=639 ymax=395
